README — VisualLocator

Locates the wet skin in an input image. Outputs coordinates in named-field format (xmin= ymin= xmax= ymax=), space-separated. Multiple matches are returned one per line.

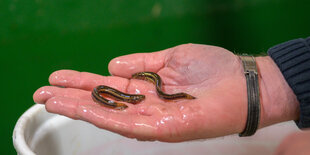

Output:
xmin=33 ymin=44 xmax=299 ymax=142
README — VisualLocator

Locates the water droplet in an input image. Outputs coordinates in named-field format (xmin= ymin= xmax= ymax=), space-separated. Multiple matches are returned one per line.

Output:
xmin=39 ymin=90 xmax=52 ymax=95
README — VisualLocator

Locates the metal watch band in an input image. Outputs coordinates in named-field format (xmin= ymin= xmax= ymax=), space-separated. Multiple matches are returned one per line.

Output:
xmin=239 ymin=56 xmax=260 ymax=137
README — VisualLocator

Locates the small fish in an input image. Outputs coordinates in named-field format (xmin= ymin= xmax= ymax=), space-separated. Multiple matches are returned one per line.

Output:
xmin=132 ymin=72 xmax=196 ymax=100
xmin=91 ymin=72 xmax=196 ymax=110
xmin=91 ymin=85 xmax=145 ymax=110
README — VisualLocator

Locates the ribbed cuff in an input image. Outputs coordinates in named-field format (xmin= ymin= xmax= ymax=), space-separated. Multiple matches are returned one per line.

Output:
xmin=267 ymin=36 xmax=310 ymax=129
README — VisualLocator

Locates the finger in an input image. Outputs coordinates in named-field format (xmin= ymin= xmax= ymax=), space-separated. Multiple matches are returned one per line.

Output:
xmin=45 ymin=96 xmax=93 ymax=119
xmin=48 ymin=70 xmax=161 ymax=98
xmin=49 ymin=70 xmax=129 ymax=91
xmin=45 ymin=96 xmax=138 ymax=119
xmin=33 ymin=86 xmax=92 ymax=104
xmin=76 ymin=105 xmax=158 ymax=140
xmin=108 ymin=49 xmax=170 ymax=78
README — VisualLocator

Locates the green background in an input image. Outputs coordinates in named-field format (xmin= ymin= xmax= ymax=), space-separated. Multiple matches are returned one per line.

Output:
xmin=1 ymin=0 xmax=309 ymax=154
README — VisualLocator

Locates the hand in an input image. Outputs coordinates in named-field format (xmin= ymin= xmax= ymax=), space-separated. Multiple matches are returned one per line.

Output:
xmin=275 ymin=130 xmax=310 ymax=155
xmin=33 ymin=43 xmax=298 ymax=142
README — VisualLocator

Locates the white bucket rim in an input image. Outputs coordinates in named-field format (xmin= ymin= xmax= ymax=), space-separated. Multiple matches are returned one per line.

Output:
xmin=13 ymin=104 xmax=45 ymax=155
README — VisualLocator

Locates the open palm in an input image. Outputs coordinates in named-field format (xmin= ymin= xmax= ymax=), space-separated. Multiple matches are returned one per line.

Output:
xmin=34 ymin=44 xmax=249 ymax=142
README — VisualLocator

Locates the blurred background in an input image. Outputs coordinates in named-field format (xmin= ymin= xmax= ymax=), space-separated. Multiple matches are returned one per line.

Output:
xmin=1 ymin=0 xmax=309 ymax=154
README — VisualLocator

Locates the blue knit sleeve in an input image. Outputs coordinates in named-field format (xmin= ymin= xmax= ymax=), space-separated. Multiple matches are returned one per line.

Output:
xmin=268 ymin=36 xmax=310 ymax=129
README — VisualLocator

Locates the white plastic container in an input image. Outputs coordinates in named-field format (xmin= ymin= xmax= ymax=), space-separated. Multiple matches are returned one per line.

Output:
xmin=13 ymin=104 xmax=299 ymax=155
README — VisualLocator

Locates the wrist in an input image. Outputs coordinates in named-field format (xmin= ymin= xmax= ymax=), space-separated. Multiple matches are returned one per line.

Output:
xmin=255 ymin=56 xmax=299 ymax=128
